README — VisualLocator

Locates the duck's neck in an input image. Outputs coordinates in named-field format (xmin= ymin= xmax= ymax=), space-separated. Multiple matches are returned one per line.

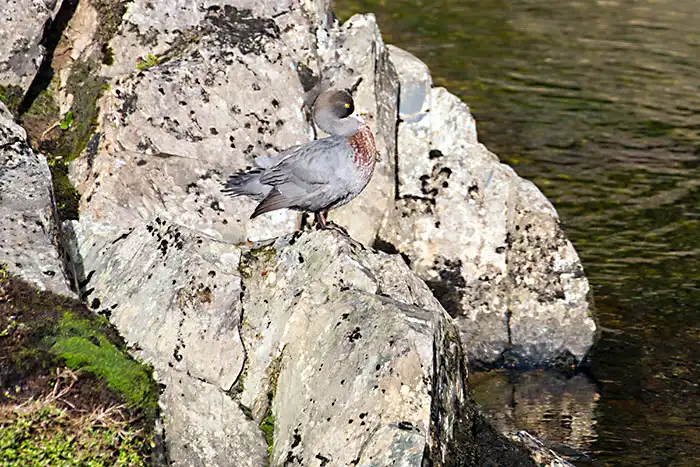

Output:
xmin=347 ymin=125 xmax=376 ymax=169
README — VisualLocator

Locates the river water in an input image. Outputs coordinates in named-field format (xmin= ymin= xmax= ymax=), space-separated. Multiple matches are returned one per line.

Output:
xmin=336 ymin=1 xmax=699 ymax=464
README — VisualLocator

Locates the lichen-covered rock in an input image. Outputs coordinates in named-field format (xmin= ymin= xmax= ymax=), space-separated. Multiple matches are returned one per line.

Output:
xmin=379 ymin=46 xmax=596 ymax=368
xmin=238 ymin=230 xmax=534 ymax=467
xmin=0 ymin=0 xmax=63 ymax=106
xmin=65 ymin=215 xmax=260 ymax=465
xmin=71 ymin=2 xmax=351 ymax=244
xmin=159 ymin=370 xmax=268 ymax=466
xmin=0 ymin=102 xmax=73 ymax=296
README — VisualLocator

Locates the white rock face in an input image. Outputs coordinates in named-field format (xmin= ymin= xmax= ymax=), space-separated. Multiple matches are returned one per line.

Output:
xmin=0 ymin=102 xmax=73 ymax=296
xmin=380 ymin=46 xmax=596 ymax=367
xmin=0 ymin=0 xmax=63 ymax=96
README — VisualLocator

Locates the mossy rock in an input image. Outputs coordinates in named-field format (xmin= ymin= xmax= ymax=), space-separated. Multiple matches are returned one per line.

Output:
xmin=0 ymin=264 xmax=159 ymax=464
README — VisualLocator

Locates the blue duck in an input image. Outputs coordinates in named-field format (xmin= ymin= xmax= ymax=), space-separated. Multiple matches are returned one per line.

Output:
xmin=222 ymin=89 xmax=376 ymax=230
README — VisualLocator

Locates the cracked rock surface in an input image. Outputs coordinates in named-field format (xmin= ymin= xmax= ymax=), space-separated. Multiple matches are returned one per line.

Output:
xmin=238 ymin=230 xmax=534 ymax=467
xmin=0 ymin=0 xmax=63 ymax=97
xmin=0 ymin=102 xmax=73 ymax=296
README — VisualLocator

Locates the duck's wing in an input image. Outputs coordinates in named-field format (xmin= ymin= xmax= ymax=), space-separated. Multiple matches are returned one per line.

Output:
xmin=249 ymin=137 xmax=350 ymax=216
xmin=259 ymin=137 xmax=348 ymax=191
xmin=253 ymin=144 xmax=301 ymax=168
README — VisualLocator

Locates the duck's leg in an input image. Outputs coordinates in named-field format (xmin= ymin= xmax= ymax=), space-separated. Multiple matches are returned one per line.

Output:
xmin=314 ymin=211 xmax=328 ymax=230
xmin=314 ymin=211 xmax=349 ymax=236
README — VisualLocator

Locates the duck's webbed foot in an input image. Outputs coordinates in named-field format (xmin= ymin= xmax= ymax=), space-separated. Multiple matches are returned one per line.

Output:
xmin=314 ymin=211 xmax=349 ymax=236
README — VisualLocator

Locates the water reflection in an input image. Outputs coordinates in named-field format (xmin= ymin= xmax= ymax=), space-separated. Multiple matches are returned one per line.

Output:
xmin=336 ymin=0 xmax=699 ymax=464
xmin=470 ymin=370 xmax=598 ymax=461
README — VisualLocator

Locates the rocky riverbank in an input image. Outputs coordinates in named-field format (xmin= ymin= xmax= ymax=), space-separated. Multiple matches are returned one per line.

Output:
xmin=1 ymin=0 xmax=594 ymax=465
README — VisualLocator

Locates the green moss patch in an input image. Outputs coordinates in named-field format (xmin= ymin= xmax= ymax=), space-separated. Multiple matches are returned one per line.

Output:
xmin=0 ymin=266 xmax=158 ymax=464
xmin=260 ymin=406 xmax=275 ymax=458
xmin=136 ymin=52 xmax=160 ymax=70
xmin=259 ymin=351 xmax=284 ymax=461
xmin=47 ymin=313 xmax=158 ymax=417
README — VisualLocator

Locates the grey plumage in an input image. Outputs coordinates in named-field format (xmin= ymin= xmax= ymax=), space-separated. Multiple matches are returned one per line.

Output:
xmin=222 ymin=89 xmax=376 ymax=224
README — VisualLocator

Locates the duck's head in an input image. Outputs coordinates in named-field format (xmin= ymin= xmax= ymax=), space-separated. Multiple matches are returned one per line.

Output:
xmin=312 ymin=89 xmax=365 ymax=137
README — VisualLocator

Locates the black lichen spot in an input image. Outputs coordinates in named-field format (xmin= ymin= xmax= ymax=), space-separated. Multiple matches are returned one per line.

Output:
xmin=428 ymin=149 xmax=443 ymax=159
xmin=210 ymin=200 xmax=224 ymax=212
xmin=438 ymin=167 xmax=452 ymax=178
xmin=398 ymin=421 xmax=414 ymax=431
xmin=204 ymin=6 xmax=280 ymax=55
xmin=347 ymin=327 xmax=362 ymax=343
xmin=315 ymin=454 xmax=330 ymax=467
xmin=289 ymin=427 xmax=302 ymax=450
xmin=85 ymin=132 xmax=101 ymax=170
xmin=137 ymin=159 xmax=147 ymax=166
xmin=209 ymin=127 xmax=218 ymax=135
xmin=120 ymin=92 xmax=138 ymax=119
xmin=173 ymin=345 xmax=183 ymax=362
xmin=90 ymin=298 xmax=101 ymax=309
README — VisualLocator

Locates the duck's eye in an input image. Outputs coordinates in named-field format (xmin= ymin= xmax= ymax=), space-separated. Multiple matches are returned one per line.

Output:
xmin=340 ymin=101 xmax=354 ymax=117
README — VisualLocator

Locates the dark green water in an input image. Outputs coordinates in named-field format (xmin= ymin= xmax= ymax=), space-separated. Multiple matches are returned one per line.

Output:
xmin=336 ymin=1 xmax=699 ymax=464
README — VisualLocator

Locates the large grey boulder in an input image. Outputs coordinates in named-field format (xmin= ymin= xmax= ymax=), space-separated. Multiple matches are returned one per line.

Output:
xmin=237 ymin=230 xmax=534 ymax=466
xmin=379 ymin=46 xmax=596 ymax=368
xmin=0 ymin=102 xmax=72 ymax=296
xmin=0 ymin=0 xmax=64 ymax=106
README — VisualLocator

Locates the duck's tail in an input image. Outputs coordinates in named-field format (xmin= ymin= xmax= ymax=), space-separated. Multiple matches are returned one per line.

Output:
xmin=221 ymin=168 xmax=269 ymax=202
